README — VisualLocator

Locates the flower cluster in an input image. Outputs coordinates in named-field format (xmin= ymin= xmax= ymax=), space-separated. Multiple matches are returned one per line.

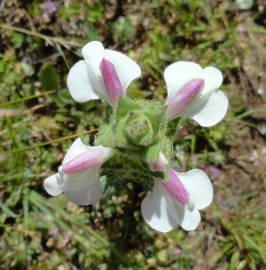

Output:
xmin=44 ymin=41 xmax=228 ymax=232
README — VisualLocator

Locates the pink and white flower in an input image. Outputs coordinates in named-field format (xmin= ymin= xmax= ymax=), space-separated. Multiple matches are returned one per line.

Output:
xmin=141 ymin=168 xmax=213 ymax=232
xmin=43 ymin=138 xmax=112 ymax=205
xmin=67 ymin=41 xmax=141 ymax=106
xmin=165 ymin=61 xmax=228 ymax=127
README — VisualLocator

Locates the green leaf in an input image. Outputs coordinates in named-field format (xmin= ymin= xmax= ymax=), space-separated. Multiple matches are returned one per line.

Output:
xmin=39 ymin=65 xmax=59 ymax=90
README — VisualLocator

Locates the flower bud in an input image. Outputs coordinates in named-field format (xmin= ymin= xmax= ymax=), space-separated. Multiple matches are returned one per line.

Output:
xmin=167 ymin=79 xmax=205 ymax=120
xmin=100 ymin=58 xmax=124 ymax=106
xmin=124 ymin=111 xmax=154 ymax=146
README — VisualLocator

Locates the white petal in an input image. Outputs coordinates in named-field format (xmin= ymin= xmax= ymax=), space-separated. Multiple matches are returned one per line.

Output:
xmin=67 ymin=60 xmax=99 ymax=102
xmin=177 ymin=169 xmax=213 ymax=210
xmin=64 ymin=180 xmax=102 ymax=205
xmin=82 ymin=41 xmax=105 ymax=71
xmin=202 ymin=66 xmax=223 ymax=95
xmin=62 ymin=144 xmax=113 ymax=174
xmin=105 ymin=49 xmax=141 ymax=92
xmin=141 ymin=181 xmax=184 ymax=233
xmin=43 ymin=173 xmax=63 ymax=196
xmin=62 ymin=138 xmax=113 ymax=165
xmin=81 ymin=41 xmax=141 ymax=103
xmin=164 ymin=61 xmax=202 ymax=103
xmin=63 ymin=167 xmax=101 ymax=205
xmin=180 ymin=207 xmax=201 ymax=231
xmin=82 ymin=42 xmax=107 ymax=101
xmin=59 ymin=139 xmax=111 ymax=205
xmin=183 ymin=67 xmax=223 ymax=114
xmin=192 ymin=90 xmax=229 ymax=127
xmin=62 ymin=138 xmax=90 ymax=165
xmin=63 ymin=167 xmax=100 ymax=190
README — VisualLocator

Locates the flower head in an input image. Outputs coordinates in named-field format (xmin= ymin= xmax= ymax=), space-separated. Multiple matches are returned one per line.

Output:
xmin=44 ymin=42 xmax=228 ymax=233
xmin=165 ymin=61 xmax=228 ymax=127
xmin=43 ymin=138 xmax=112 ymax=205
xmin=67 ymin=41 xmax=141 ymax=106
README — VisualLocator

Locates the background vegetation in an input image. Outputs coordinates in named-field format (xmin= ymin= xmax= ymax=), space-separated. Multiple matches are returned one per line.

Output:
xmin=0 ymin=0 xmax=266 ymax=269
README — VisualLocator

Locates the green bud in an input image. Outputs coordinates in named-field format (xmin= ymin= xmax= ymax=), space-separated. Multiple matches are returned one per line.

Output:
xmin=124 ymin=111 xmax=154 ymax=146
xmin=113 ymin=97 xmax=166 ymax=148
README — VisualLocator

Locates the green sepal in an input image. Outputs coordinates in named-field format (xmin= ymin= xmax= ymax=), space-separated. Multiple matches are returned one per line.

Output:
xmin=104 ymin=102 xmax=113 ymax=124
xmin=145 ymin=136 xmax=172 ymax=164
xmin=145 ymin=140 xmax=161 ymax=164
xmin=96 ymin=124 xmax=116 ymax=148
xmin=166 ymin=117 xmax=187 ymax=137
xmin=114 ymin=116 xmax=130 ymax=148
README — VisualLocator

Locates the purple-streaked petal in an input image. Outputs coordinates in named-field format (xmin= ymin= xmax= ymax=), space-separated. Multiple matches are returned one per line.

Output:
xmin=62 ymin=138 xmax=91 ymax=165
xmin=162 ymin=169 xmax=189 ymax=205
xmin=100 ymin=58 xmax=124 ymax=106
xmin=179 ymin=66 xmax=223 ymax=117
xmin=166 ymin=79 xmax=205 ymax=120
xmin=63 ymin=146 xmax=112 ymax=174
xmin=164 ymin=61 xmax=202 ymax=103
xmin=104 ymin=49 xmax=141 ymax=91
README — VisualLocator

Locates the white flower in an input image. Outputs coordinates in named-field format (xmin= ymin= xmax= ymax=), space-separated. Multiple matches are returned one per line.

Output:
xmin=43 ymin=138 xmax=112 ymax=205
xmin=141 ymin=168 xmax=213 ymax=232
xmin=67 ymin=41 xmax=141 ymax=106
xmin=164 ymin=61 xmax=228 ymax=127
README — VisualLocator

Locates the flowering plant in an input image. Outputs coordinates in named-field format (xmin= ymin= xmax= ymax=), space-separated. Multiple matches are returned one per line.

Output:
xmin=44 ymin=41 xmax=228 ymax=232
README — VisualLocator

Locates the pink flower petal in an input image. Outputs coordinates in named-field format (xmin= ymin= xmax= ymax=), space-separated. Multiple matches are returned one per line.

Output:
xmin=162 ymin=169 xmax=189 ymax=205
xmin=63 ymin=147 xmax=109 ymax=174
xmin=167 ymin=79 xmax=205 ymax=119
xmin=100 ymin=58 xmax=124 ymax=106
